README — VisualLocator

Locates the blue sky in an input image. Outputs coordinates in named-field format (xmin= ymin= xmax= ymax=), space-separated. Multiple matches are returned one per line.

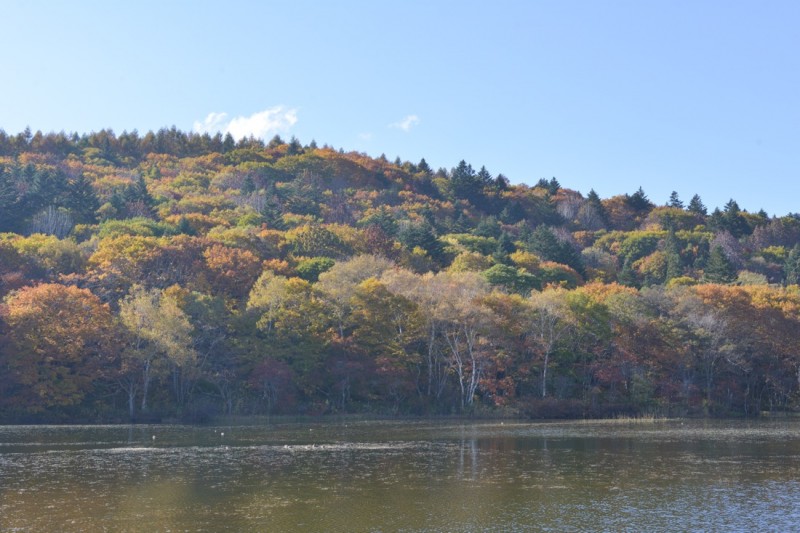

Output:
xmin=3 ymin=0 xmax=799 ymax=215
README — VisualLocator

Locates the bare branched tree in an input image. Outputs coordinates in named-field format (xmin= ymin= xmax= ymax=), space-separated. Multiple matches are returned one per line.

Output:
xmin=30 ymin=206 xmax=73 ymax=238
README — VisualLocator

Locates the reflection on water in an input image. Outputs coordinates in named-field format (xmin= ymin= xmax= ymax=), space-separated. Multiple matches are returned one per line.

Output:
xmin=2 ymin=420 xmax=800 ymax=531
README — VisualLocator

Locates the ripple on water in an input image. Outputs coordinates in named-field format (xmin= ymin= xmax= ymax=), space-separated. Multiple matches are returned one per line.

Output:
xmin=2 ymin=420 xmax=800 ymax=531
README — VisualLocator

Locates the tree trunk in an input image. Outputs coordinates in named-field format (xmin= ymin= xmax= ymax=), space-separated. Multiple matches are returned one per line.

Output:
xmin=541 ymin=351 xmax=549 ymax=398
xmin=141 ymin=359 xmax=151 ymax=412
xmin=128 ymin=388 xmax=136 ymax=419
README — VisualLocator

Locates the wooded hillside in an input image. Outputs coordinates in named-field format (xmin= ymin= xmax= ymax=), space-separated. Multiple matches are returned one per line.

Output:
xmin=2 ymin=128 xmax=800 ymax=421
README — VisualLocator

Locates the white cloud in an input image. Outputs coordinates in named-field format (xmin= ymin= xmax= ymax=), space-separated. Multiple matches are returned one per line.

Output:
xmin=389 ymin=114 xmax=420 ymax=132
xmin=359 ymin=132 xmax=374 ymax=141
xmin=193 ymin=112 xmax=230 ymax=134
xmin=193 ymin=106 xmax=298 ymax=140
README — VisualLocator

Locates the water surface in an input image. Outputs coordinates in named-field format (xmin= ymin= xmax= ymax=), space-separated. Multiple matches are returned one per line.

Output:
xmin=1 ymin=419 xmax=799 ymax=531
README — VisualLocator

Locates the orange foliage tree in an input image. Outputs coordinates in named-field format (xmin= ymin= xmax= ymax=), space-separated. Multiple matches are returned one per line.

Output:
xmin=1 ymin=284 xmax=120 ymax=413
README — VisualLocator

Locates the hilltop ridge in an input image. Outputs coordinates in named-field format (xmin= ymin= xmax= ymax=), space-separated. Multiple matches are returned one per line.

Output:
xmin=1 ymin=128 xmax=799 ymax=421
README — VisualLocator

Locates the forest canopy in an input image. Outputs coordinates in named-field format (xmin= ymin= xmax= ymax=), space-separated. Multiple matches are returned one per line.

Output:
xmin=2 ymin=127 xmax=800 ymax=422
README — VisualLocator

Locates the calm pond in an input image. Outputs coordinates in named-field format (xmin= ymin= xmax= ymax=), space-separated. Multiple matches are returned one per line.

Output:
xmin=1 ymin=419 xmax=799 ymax=531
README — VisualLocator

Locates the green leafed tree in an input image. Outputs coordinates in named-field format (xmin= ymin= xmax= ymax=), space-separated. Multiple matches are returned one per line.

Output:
xmin=482 ymin=264 xmax=538 ymax=295
xmin=296 ymin=256 xmax=335 ymax=283
xmin=118 ymin=285 xmax=196 ymax=417
xmin=527 ymin=288 xmax=574 ymax=398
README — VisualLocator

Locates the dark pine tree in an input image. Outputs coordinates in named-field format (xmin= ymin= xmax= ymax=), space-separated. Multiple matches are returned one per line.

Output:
xmin=287 ymin=136 xmax=303 ymax=155
xmin=664 ymin=229 xmax=683 ymax=281
xmin=493 ymin=232 xmax=516 ymax=265
xmin=704 ymin=245 xmax=737 ymax=283
xmin=222 ymin=133 xmax=236 ymax=153
xmin=494 ymin=173 xmax=510 ymax=191
xmin=784 ymin=244 xmax=800 ymax=286
xmin=450 ymin=160 xmax=484 ymax=204
xmin=535 ymin=177 xmax=560 ymax=195
xmin=359 ymin=206 xmax=398 ymax=237
xmin=585 ymin=188 xmax=609 ymax=227
xmin=398 ymin=221 xmax=446 ymax=265
xmin=65 ymin=174 xmax=100 ymax=224
xmin=0 ymin=166 xmax=23 ymax=232
xmin=260 ymin=183 xmax=286 ymax=230
xmin=668 ymin=191 xmax=684 ymax=209
xmin=241 ymin=175 xmax=256 ymax=195
xmin=122 ymin=175 xmax=156 ymax=218
xmin=477 ymin=166 xmax=493 ymax=187
xmin=175 ymin=216 xmax=193 ymax=235
xmin=687 ymin=194 xmax=707 ymax=216
xmin=722 ymin=199 xmax=751 ymax=237
xmin=474 ymin=215 xmax=502 ymax=238
xmin=24 ymin=166 xmax=69 ymax=214
xmin=526 ymin=225 xmax=584 ymax=275
xmin=627 ymin=186 xmax=653 ymax=212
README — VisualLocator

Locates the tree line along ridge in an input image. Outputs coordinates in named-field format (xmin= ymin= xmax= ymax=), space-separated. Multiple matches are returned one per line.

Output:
xmin=1 ymin=127 xmax=800 ymax=421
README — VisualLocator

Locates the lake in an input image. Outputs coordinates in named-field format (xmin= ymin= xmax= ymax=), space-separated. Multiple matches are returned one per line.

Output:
xmin=1 ymin=419 xmax=799 ymax=531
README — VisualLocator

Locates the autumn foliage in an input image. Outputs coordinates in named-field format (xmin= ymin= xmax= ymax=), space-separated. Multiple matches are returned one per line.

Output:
xmin=1 ymin=128 xmax=800 ymax=420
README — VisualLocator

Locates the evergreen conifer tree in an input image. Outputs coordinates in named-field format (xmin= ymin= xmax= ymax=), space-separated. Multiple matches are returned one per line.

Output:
xmin=664 ymin=229 xmax=683 ymax=281
xmin=287 ymin=136 xmax=303 ymax=155
xmin=526 ymin=226 xmax=584 ymax=275
xmin=267 ymin=134 xmax=284 ymax=149
xmin=493 ymin=232 xmax=516 ymax=264
xmin=618 ymin=256 xmax=638 ymax=287
xmin=494 ymin=173 xmax=510 ymax=190
xmin=417 ymin=158 xmax=432 ymax=175
xmin=627 ymin=186 xmax=653 ymax=211
xmin=534 ymin=177 xmax=560 ymax=195
xmin=474 ymin=216 xmax=502 ymax=238
xmin=477 ymin=166 xmax=494 ymax=187
xmin=66 ymin=174 xmax=100 ymax=224
xmin=176 ymin=216 xmax=195 ymax=235
xmin=722 ymin=199 xmax=750 ymax=237
xmin=584 ymin=188 xmax=609 ymax=227
xmin=260 ymin=184 xmax=285 ymax=230
xmin=704 ymin=245 xmax=737 ymax=283
xmin=222 ymin=133 xmax=236 ymax=153
xmin=0 ymin=166 xmax=22 ymax=231
xmin=241 ymin=175 xmax=256 ymax=195
xmin=687 ymin=194 xmax=707 ymax=215
xmin=398 ymin=221 xmax=446 ymax=264
xmin=784 ymin=244 xmax=800 ymax=285
xmin=450 ymin=160 xmax=483 ymax=203
xmin=668 ymin=191 xmax=684 ymax=209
